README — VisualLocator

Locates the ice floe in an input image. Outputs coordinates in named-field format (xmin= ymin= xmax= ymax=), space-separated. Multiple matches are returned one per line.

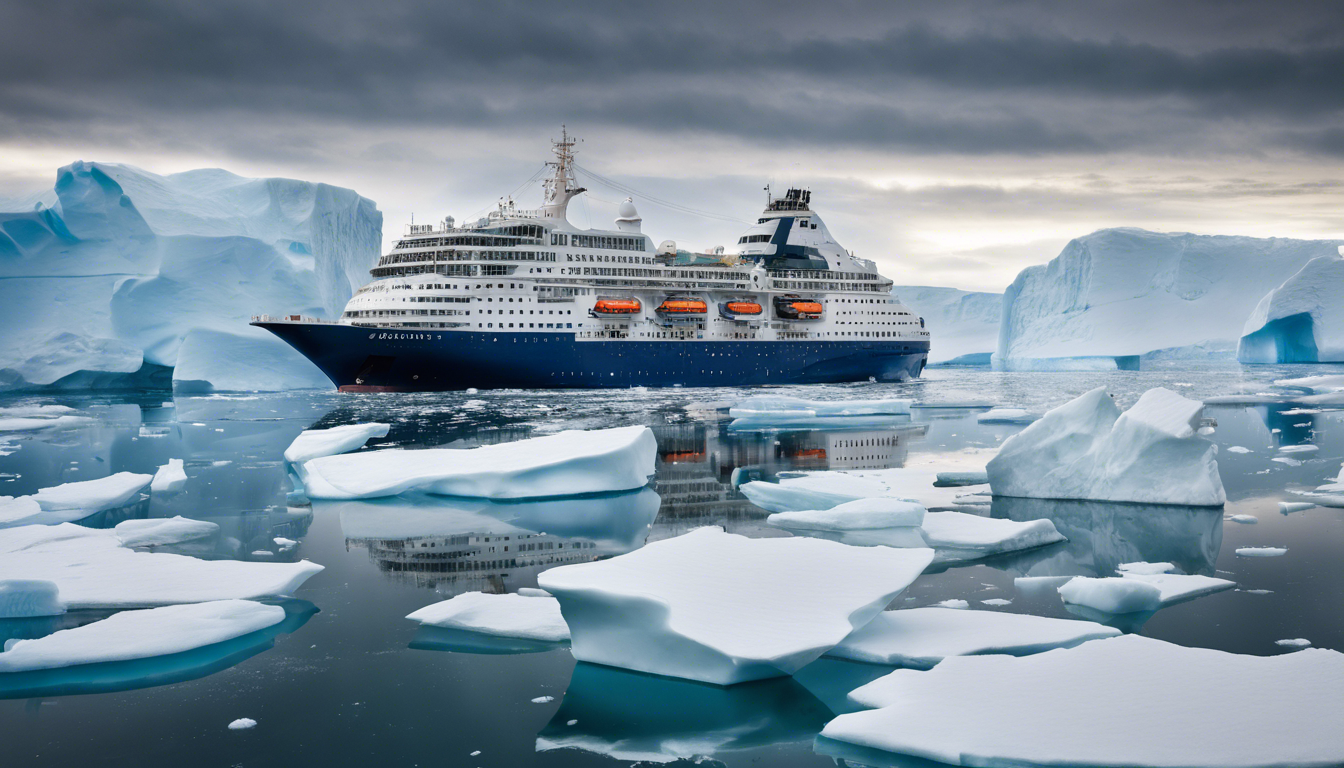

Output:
xmin=1058 ymin=577 xmax=1163 ymax=614
xmin=1236 ymin=546 xmax=1287 ymax=557
xmin=0 ymin=600 xmax=285 ymax=672
xmin=283 ymin=423 xmax=390 ymax=464
xmin=975 ymin=408 xmax=1034 ymax=424
xmin=727 ymin=396 xmax=911 ymax=428
xmin=919 ymin=512 xmax=1064 ymax=558
xmin=766 ymin=498 xmax=926 ymax=532
xmin=228 ymin=718 xmax=257 ymax=730
xmin=113 ymin=516 xmax=219 ymax=548
xmin=0 ymin=580 xmax=65 ymax=618
xmin=826 ymin=607 xmax=1119 ymax=668
xmin=537 ymin=527 xmax=933 ymax=685
xmin=406 ymin=591 xmax=569 ymax=643
xmin=933 ymin=470 xmax=988 ymax=487
xmin=32 ymin=472 xmax=153 ymax=514
xmin=0 ymin=496 xmax=42 ymax=527
xmin=1227 ymin=445 xmax=1253 ymax=453
xmin=1280 ymin=502 xmax=1316 ymax=513
xmin=1274 ymin=374 xmax=1344 ymax=394
xmin=741 ymin=465 xmax=989 ymax=514
xmin=298 ymin=426 xmax=656 ymax=500
xmin=0 ymin=523 xmax=322 ymax=608
xmin=986 ymin=387 xmax=1225 ymax=506
xmin=932 ymin=599 xmax=968 ymax=609
xmin=150 ymin=459 xmax=188 ymax=494
xmin=1278 ymin=444 xmax=1319 ymax=454
xmin=1228 ymin=514 xmax=1258 ymax=524
xmin=824 ymin=634 xmax=1344 ymax=767
xmin=1112 ymin=571 xmax=1236 ymax=606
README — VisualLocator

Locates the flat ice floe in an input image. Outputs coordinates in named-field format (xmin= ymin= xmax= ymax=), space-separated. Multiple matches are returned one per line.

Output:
xmin=283 ymin=423 xmax=390 ymax=464
xmin=825 ymin=607 xmax=1120 ymax=668
xmin=825 ymin=635 xmax=1344 ymax=767
xmin=0 ymin=523 xmax=322 ymax=608
xmin=114 ymin=516 xmax=219 ymax=548
xmin=1236 ymin=546 xmax=1288 ymax=557
xmin=31 ymin=472 xmax=153 ymax=513
xmin=1274 ymin=374 xmax=1344 ymax=394
xmin=0 ymin=579 xmax=66 ymax=618
xmin=766 ymin=498 xmax=926 ymax=531
xmin=298 ymin=426 xmax=656 ymax=500
xmin=1058 ymin=577 xmax=1162 ymax=614
xmin=919 ymin=512 xmax=1064 ymax=557
xmin=0 ymin=600 xmax=285 ymax=672
xmin=740 ymin=466 xmax=989 ymax=514
xmin=150 ymin=459 xmax=188 ymax=494
xmin=727 ymin=396 xmax=911 ymax=428
xmin=0 ymin=496 xmax=42 ymax=527
xmin=986 ymin=387 xmax=1225 ymax=506
xmin=537 ymin=527 xmax=934 ymax=685
xmin=975 ymin=408 xmax=1035 ymax=424
xmin=406 ymin=591 xmax=569 ymax=643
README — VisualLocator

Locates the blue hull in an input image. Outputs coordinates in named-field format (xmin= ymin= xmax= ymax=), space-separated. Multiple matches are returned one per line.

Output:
xmin=254 ymin=322 xmax=929 ymax=391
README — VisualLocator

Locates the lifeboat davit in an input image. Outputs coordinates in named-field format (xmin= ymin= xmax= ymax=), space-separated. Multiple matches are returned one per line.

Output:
xmin=656 ymin=297 xmax=709 ymax=316
xmin=719 ymin=300 xmax=764 ymax=319
xmin=592 ymin=297 xmax=641 ymax=316
xmin=774 ymin=295 xmax=824 ymax=320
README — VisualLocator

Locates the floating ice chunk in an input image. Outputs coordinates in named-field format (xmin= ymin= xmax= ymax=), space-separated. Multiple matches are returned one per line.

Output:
xmin=0 ymin=600 xmax=284 ymax=672
xmin=1272 ymin=456 xmax=1302 ymax=466
xmin=980 ymin=598 xmax=1012 ymax=606
xmin=1236 ymin=546 xmax=1287 ymax=557
xmin=150 ymin=459 xmax=188 ymax=494
xmin=827 ymin=607 xmax=1119 ymax=669
xmin=406 ymin=592 xmax=569 ymax=643
xmin=0 ymin=523 xmax=323 ymax=608
xmin=0 ymin=579 xmax=65 ymax=618
xmin=298 ymin=426 xmax=656 ymax=500
xmin=976 ymin=408 xmax=1034 ymax=424
xmin=516 ymin=587 xmax=551 ymax=598
xmin=0 ymin=496 xmax=43 ymax=527
xmin=741 ymin=467 xmax=986 ymax=514
xmin=1274 ymin=374 xmax=1344 ymax=394
xmin=1278 ymin=444 xmax=1319 ymax=454
xmin=824 ymin=635 xmax=1344 ymax=767
xmin=0 ymin=411 xmax=91 ymax=433
xmin=1116 ymin=561 xmax=1175 ymax=575
xmin=1117 ymin=572 xmax=1236 ymax=606
xmin=1277 ymin=638 xmax=1312 ymax=649
xmin=537 ymin=527 xmax=934 ymax=685
xmin=273 ymin=537 xmax=296 ymax=549
xmin=933 ymin=599 xmax=968 ymax=609
xmin=114 ymin=516 xmax=219 ymax=548
xmin=1280 ymin=502 xmax=1316 ymax=513
xmin=986 ymin=387 xmax=1225 ymax=507
xmin=531 ymin=696 xmax=555 ymax=704
xmin=1227 ymin=445 xmax=1253 ymax=453
xmin=933 ymin=470 xmax=988 ymax=487
xmin=919 ymin=512 xmax=1064 ymax=557
xmin=283 ymin=423 xmax=390 ymax=464
xmin=766 ymin=498 xmax=926 ymax=532
xmin=228 ymin=718 xmax=257 ymax=731
xmin=728 ymin=396 xmax=911 ymax=423
xmin=1228 ymin=514 xmax=1258 ymax=524
xmin=32 ymin=472 xmax=153 ymax=513
xmin=1058 ymin=577 xmax=1162 ymax=614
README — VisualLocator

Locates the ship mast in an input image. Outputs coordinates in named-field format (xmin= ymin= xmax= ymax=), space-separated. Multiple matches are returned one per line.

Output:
xmin=540 ymin=126 xmax=586 ymax=222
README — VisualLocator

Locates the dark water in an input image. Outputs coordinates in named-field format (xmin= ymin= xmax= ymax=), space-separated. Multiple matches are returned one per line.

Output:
xmin=1 ymin=366 xmax=1341 ymax=767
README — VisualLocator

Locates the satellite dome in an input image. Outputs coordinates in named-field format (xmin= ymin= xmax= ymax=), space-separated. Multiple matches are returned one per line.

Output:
xmin=616 ymin=197 xmax=641 ymax=222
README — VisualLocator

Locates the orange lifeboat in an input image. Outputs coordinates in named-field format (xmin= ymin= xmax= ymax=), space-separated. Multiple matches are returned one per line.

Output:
xmin=656 ymin=297 xmax=708 ymax=315
xmin=774 ymin=295 xmax=824 ymax=320
xmin=720 ymin=300 xmax=764 ymax=319
xmin=592 ymin=297 xmax=641 ymax=316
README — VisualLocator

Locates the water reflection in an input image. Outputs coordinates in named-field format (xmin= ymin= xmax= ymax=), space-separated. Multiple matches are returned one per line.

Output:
xmin=408 ymin=625 xmax=567 ymax=655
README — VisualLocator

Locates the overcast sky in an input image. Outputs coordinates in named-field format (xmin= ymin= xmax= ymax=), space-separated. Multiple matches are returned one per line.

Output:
xmin=2 ymin=0 xmax=1342 ymax=292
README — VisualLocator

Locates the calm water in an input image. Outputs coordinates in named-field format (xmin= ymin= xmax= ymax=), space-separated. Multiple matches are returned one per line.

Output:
xmin=1 ymin=365 xmax=1341 ymax=767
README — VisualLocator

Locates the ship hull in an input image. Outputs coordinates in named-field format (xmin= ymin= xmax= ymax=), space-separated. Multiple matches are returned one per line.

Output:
xmin=255 ymin=322 xmax=929 ymax=391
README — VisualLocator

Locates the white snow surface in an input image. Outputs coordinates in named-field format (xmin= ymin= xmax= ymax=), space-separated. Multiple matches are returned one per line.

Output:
xmin=1277 ymin=638 xmax=1312 ymax=649
xmin=740 ymin=464 xmax=990 ymax=513
xmin=1101 ymin=570 xmax=1235 ymax=607
xmin=1058 ymin=577 xmax=1163 ymax=614
xmin=976 ymin=408 xmax=1034 ymax=424
xmin=298 ymin=426 xmax=656 ymax=500
xmin=0 ymin=580 xmax=66 ymax=618
xmin=1239 ymin=251 xmax=1344 ymax=363
xmin=31 ymin=472 xmax=152 ymax=513
xmin=151 ymin=459 xmax=188 ymax=494
xmin=826 ymin=607 xmax=1119 ymax=668
xmin=919 ymin=511 xmax=1064 ymax=556
xmin=406 ymin=592 xmax=569 ymax=642
xmin=986 ymin=387 xmax=1225 ymax=506
xmin=1274 ymin=374 xmax=1344 ymax=394
xmin=0 ymin=523 xmax=322 ymax=608
xmin=766 ymin=498 xmax=926 ymax=531
xmin=890 ymin=286 xmax=1001 ymax=364
xmin=537 ymin=527 xmax=934 ymax=685
xmin=114 ymin=516 xmax=219 ymax=547
xmin=994 ymin=228 xmax=1343 ymax=369
xmin=0 ymin=496 xmax=43 ymax=527
xmin=728 ymin=395 xmax=911 ymax=426
xmin=827 ymin=634 xmax=1344 ymax=768
xmin=1236 ymin=547 xmax=1288 ymax=557
xmin=0 ymin=600 xmax=285 ymax=672
xmin=284 ymin=422 xmax=390 ymax=464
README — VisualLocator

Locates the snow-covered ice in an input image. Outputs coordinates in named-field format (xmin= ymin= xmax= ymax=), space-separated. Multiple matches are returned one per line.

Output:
xmin=1239 ymin=250 xmax=1344 ymax=363
xmin=1274 ymin=374 xmax=1344 ymax=394
xmin=1277 ymin=638 xmax=1312 ymax=649
xmin=537 ymin=527 xmax=933 ymax=685
xmin=531 ymin=696 xmax=554 ymax=704
xmin=1228 ymin=514 xmax=1258 ymax=524
xmin=1113 ymin=571 xmax=1236 ymax=606
xmin=0 ymin=496 xmax=43 ymax=527
xmin=1227 ymin=445 xmax=1253 ymax=453
xmin=986 ymin=387 xmax=1225 ymax=506
xmin=0 ymin=579 xmax=66 ymax=618
xmin=0 ymin=600 xmax=285 ymax=672
xmin=114 ymin=516 xmax=219 ymax=547
xmin=1116 ymin=561 xmax=1175 ymax=575
xmin=933 ymin=599 xmax=968 ymax=609
xmin=933 ymin=470 xmax=988 ymax=487
xmin=228 ymin=718 xmax=257 ymax=731
xmin=1057 ymin=577 xmax=1162 ymax=614
xmin=919 ymin=512 xmax=1064 ymax=557
xmin=976 ymin=408 xmax=1034 ymax=424
xmin=1278 ymin=444 xmax=1319 ymax=453
xmin=825 ymin=634 xmax=1344 ymax=767
xmin=0 ymin=523 xmax=322 ymax=608
xmin=406 ymin=592 xmax=569 ymax=643
xmin=283 ymin=423 xmax=390 ymax=464
xmin=1236 ymin=547 xmax=1287 ymax=557
xmin=766 ymin=498 xmax=926 ymax=532
xmin=1280 ymin=502 xmax=1316 ymax=513
xmin=150 ymin=459 xmax=188 ymax=494
xmin=826 ymin=607 xmax=1119 ymax=668
xmin=740 ymin=463 xmax=990 ymax=514
xmin=32 ymin=471 xmax=152 ymax=513
xmin=727 ymin=396 xmax=911 ymax=427
xmin=298 ymin=426 xmax=656 ymax=500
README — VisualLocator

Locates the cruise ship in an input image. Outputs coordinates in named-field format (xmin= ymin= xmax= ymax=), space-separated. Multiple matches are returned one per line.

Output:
xmin=253 ymin=132 xmax=930 ymax=390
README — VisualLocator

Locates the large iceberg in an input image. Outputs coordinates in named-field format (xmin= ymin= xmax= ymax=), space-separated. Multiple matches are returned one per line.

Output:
xmin=890 ymin=285 xmax=1002 ymax=365
xmin=298 ymin=426 xmax=656 ymax=500
xmin=0 ymin=161 xmax=381 ymax=391
xmin=986 ymin=387 xmax=1225 ymax=506
xmin=1239 ymin=249 xmax=1344 ymax=363
xmin=823 ymin=635 xmax=1344 ymax=768
xmin=995 ymin=228 xmax=1343 ymax=370
xmin=537 ymin=527 xmax=934 ymax=685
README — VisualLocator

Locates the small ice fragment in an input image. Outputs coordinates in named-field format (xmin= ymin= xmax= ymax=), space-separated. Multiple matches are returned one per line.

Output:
xmin=1227 ymin=446 xmax=1252 ymax=454
xmin=567 ymin=719 xmax=578 ymax=726
xmin=1280 ymin=502 xmax=1316 ymax=514
xmin=1198 ymin=426 xmax=1215 ymax=435
xmin=1228 ymin=514 xmax=1258 ymax=524
xmin=228 ymin=718 xmax=257 ymax=730
xmin=161 ymin=401 xmax=175 ymax=408
xmin=465 ymin=388 xmax=479 ymax=394
xmin=935 ymin=599 xmax=969 ymax=609
xmin=1276 ymin=638 xmax=1311 ymax=649
xmin=1117 ymin=562 xmax=1175 ymax=575
xmin=250 ymin=550 xmax=274 ymax=557
xmin=150 ymin=459 xmax=188 ymax=494
xmin=980 ymin=598 xmax=1012 ymax=606
xmin=976 ymin=408 xmax=1035 ymax=424
xmin=406 ymin=592 xmax=569 ymax=642
xmin=470 ymin=750 xmax=481 ymax=756
xmin=1278 ymin=444 xmax=1319 ymax=454
xmin=1058 ymin=577 xmax=1162 ymax=614
xmin=114 ymin=516 xmax=219 ymax=547
xmin=531 ymin=695 xmax=554 ymax=704
xmin=919 ymin=512 xmax=1064 ymax=556
xmin=934 ymin=470 xmax=989 ymax=487
xmin=1236 ymin=547 xmax=1288 ymax=557
xmin=767 ymin=497 xmax=926 ymax=531
xmin=1271 ymin=457 xmax=1302 ymax=466
xmin=1245 ymin=589 xmax=1274 ymax=595
xmin=516 ymin=587 xmax=551 ymax=597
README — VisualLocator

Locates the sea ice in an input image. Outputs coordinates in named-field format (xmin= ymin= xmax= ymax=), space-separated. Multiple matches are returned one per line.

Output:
xmin=283 ymin=423 xmax=390 ymax=464
xmin=1274 ymin=374 xmax=1344 ymax=394
xmin=986 ymin=387 xmax=1225 ymax=506
xmin=531 ymin=696 xmax=555 ymax=704
xmin=766 ymin=498 xmax=926 ymax=532
xmin=933 ymin=599 xmax=968 ymax=609
xmin=1280 ymin=502 xmax=1316 ymax=513
xmin=933 ymin=470 xmax=988 ymax=487
xmin=406 ymin=592 xmax=569 ymax=643
xmin=728 ymin=395 xmax=912 ymax=424
xmin=114 ymin=516 xmax=219 ymax=547
xmin=1115 ymin=571 xmax=1236 ymax=606
xmin=297 ymin=426 xmax=656 ymax=500
xmin=0 ymin=523 xmax=322 ymax=608
xmin=0 ymin=496 xmax=43 ymax=527
xmin=976 ymin=408 xmax=1034 ymax=424
xmin=1116 ymin=561 xmax=1175 ymax=575
xmin=32 ymin=472 xmax=153 ymax=513
xmin=740 ymin=466 xmax=987 ymax=514
xmin=1227 ymin=445 xmax=1253 ymax=453
xmin=0 ymin=600 xmax=285 ymax=672
xmin=1228 ymin=514 xmax=1258 ymax=524
xmin=228 ymin=718 xmax=257 ymax=731
xmin=1277 ymin=638 xmax=1312 ymax=649
xmin=0 ymin=579 xmax=66 ymax=618
xmin=1236 ymin=547 xmax=1287 ymax=557
xmin=150 ymin=459 xmax=188 ymax=494
xmin=980 ymin=598 xmax=1012 ymax=606
xmin=537 ymin=527 xmax=933 ymax=685
xmin=826 ymin=607 xmax=1119 ymax=668
xmin=825 ymin=634 xmax=1344 ymax=767
xmin=919 ymin=511 xmax=1064 ymax=557
xmin=1278 ymin=444 xmax=1319 ymax=454
xmin=1057 ymin=577 xmax=1162 ymax=614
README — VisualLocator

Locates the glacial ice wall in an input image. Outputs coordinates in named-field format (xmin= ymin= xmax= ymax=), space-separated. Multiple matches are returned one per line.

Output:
xmin=1238 ymin=249 xmax=1344 ymax=364
xmin=994 ymin=228 xmax=1343 ymax=371
xmin=0 ymin=161 xmax=382 ymax=391
xmin=890 ymin=285 xmax=1002 ymax=364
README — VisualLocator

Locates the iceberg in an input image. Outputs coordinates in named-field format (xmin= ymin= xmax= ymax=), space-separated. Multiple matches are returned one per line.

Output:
xmin=995 ymin=228 xmax=1343 ymax=370
xmin=0 ymin=161 xmax=381 ymax=392
xmin=0 ymin=600 xmax=285 ymax=672
xmin=825 ymin=607 xmax=1120 ymax=668
xmin=0 ymin=580 xmax=66 ymax=618
xmin=0 ymin=523 xmax=322 ymax=608
xmin=406 ymin=592 xmax=569 ymax=643
xmin=150 ymin=459 xmax=188 ymax=494
xmin=299 ymin=426 xmax=656 ymax=500
xmin=114 ymin=516 xmax=219 ymax=548
xmin=986 ymin=387 xmax=1225 ymax=506
xmin=1239 ymin=249 xmax=1344 ymax=363
xmin=766 ymin=498 xmax=926 ymax=531
xmin=824 ymin=635 xmax=1344 ymax=768
xmin=284 ymin=422 xmax=390 ymax=464
xmin=537 ymin=527 xmax=934 ymax=685
xmin=890 ymin=286 xmax=1001 ymax=364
